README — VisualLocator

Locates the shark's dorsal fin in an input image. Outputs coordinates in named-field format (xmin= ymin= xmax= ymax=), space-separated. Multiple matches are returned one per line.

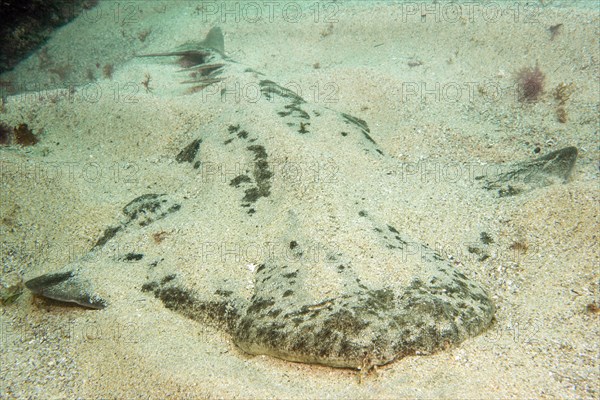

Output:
xmin=201 ymin=27 xmax=224 ymax=53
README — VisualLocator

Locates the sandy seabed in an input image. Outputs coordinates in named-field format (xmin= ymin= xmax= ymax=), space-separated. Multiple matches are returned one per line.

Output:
xmin=1 ymin=1 xmax=598 ymax=398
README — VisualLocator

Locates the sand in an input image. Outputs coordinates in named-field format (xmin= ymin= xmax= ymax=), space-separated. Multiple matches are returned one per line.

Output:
xmin=0 ymin=1 xmax=598 ymax=398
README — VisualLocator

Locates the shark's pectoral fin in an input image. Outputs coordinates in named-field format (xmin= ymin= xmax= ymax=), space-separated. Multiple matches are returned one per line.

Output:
xmin=25 ymin=270 xmax=107 ymax=309
xmin=477 ymin=146 xmax=578 ymax=197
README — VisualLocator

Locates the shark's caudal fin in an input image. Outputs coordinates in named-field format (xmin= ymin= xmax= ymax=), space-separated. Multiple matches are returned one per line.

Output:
xmin=201 ymin=27 xmax=224 ymax=53
xmin=135 ymin=27 xmax=225 ymax=72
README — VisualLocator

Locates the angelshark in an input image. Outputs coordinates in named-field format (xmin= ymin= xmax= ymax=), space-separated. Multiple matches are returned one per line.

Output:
xmin=24 ymin=27 xmax=577 ymax=370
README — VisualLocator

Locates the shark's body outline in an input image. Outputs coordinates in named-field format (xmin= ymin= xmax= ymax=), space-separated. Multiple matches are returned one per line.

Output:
xmin=24 ymin=27 xmax=577 ymax=370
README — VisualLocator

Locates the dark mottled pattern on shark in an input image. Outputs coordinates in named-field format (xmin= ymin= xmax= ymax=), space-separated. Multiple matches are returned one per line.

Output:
xmin=24 ymin=27 xmax=579 ymax=371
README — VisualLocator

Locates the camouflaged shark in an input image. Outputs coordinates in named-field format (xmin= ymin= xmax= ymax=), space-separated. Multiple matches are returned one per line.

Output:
xmin=24 ymin=28 xmax=578 ymax=370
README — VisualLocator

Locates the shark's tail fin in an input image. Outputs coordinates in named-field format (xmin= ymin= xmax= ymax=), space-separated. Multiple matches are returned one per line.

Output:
xmin=202 ymin=27 xmax=224 ymax=53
